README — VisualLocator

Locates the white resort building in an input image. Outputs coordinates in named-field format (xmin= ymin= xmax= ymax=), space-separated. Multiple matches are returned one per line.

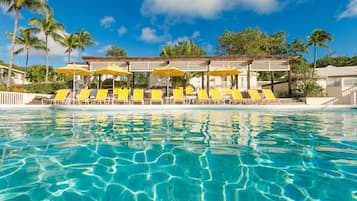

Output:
xmin=316 ymin=65 xmax=357 ymax=104
xmin=0 ymin=64 xmax=27 ymax=85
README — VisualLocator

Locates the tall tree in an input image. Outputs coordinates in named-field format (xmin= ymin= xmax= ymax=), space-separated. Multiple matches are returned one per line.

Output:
xmin=288 ymin=38 xmax=309 ymax=55
xmin=1 ymin=0 xmax=47 ymax=88
xmin=307 ymin=29 xmax=333 ymax=69
xmin=216 ymin=28 xmax=288 ymax=56
xmin=59 ymin=33 xmax=78 ymax=62
xmin=160 ymin=40 xmax=206 ymax=57
xmin=7 ymin=27 xmax=46 ymax=67
xmin=106 ymin=45 xmax=128 ymax=57
xmin=30 ymin=11 xmax=64 ymax=83
xmin=76 ymin=30 xmax=95 ymax=60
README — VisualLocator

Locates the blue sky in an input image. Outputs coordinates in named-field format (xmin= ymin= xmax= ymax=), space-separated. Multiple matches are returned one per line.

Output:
xmin=1 ymin=0 xmax=357 ymax=68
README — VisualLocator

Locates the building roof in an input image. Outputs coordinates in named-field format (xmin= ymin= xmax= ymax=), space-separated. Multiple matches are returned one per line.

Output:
xmin=0 ymin=64 xmax=26 ymax=74
xmin=83 ymin=56 xmax=297 ymax=72
xmin=316 ymin=65 xmax=357 ymax=77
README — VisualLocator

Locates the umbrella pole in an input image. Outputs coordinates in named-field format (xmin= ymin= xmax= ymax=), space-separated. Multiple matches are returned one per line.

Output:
xmin=73 ymin=73 xmax=75 ymax=103
xmin=167 ymin=77 xmax=170 ymax=97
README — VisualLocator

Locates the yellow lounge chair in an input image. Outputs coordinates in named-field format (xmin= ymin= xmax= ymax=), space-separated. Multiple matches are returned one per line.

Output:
xmin=197 ymin=89 xmax=209 ymax=104
xmin=75 ymin=89 xmax=91 ymax=104
xmin=262 ymin=89 xmax=280 ymax=104
xmin=41 ymin=89 xmax=69 ymax=104
xmin=91 ymin=89 xmax=109 ymax=104
xmin=231 ymin=90 xmax=244 ymax=104
xmin=132 ymin=89 xmax=144 ymax=104
xmin=114 ymin=88 xmax=129 ymax=104
xmin=150 ymin=89 xmax=163 ymax=104
xmin=173 ymin=88 xmax=185 ymax=104
xmin=210 ymin=88 xmax=224 ymax=104
xmin=113 ymin=88 xmax=121 ymax=97
xmin=223 ymin=88 xmax=231 ymax=95
xmin=185 ymin=86 xmax=194 ymax=96
xmin=247 ymin=89 xmax=262 ymax=104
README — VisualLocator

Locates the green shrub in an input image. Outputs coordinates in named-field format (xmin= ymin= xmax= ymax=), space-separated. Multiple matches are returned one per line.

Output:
xmin=12 ymin=82 xmax=71 ymax=94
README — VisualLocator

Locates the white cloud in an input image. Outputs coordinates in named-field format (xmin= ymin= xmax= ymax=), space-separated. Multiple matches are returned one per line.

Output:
xmin=97 ymin=45 xmax=112 ymax=53
xmin=139 ymin=27 xmax=167 ymax=43
xmin=338 ymin=0 xmax=357 ymax=19
xmin=118 ymin=26 xmax=128 ymax=36
xmin=0 ymin=3 xmax=8 ymax=14
xmin=141 ymin=0 xmax=281 ymax=20
xmin=166 ymin=31 xmax=201 ymax=45
xmin=100 ymin=16 xmax=115 ymax=28
xmin=192 ymin=31 xmax=200 ymax=38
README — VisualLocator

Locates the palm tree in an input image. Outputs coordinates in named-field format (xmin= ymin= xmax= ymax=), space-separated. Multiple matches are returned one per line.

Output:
xmin=1 ymin=0 xmax=47 ymax=88
xmin=30 ymin=11 xmax=64 ymax=83
xmin=76 ymin=30 xmax=95 ymax=61
xmin=308 ymin=29 xmax=333 ymax=70
xmin=59 ymin=33 xmax=79 ymax=62
xmin=7 ymin=27 xmax=46 ymax=67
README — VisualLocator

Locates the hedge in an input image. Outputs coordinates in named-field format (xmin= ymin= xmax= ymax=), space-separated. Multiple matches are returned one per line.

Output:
xmin=0 ymin=82 xmax=71 ymax=94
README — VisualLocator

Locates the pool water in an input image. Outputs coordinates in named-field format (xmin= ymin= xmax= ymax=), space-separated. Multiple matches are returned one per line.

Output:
xmin=0 ymin=108 xmax=356 ymax=201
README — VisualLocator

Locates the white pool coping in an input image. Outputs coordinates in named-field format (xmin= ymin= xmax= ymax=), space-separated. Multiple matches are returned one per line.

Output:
xmin=0 ymin=104 xmax=356 ymax=111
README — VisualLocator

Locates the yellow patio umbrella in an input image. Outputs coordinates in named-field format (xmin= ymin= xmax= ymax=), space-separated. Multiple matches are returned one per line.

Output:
xmin=208 ymin=66 xmax=241 ymax=76
xmin=208 ymin=67 xmax=241 ymax=88
xmin=55 ymin=64 xmax=91 ymax=99
xmin=152 ymin=66 xmax=185 ymax=97
xmin=94 ymin=65 xmax=130 ymax=89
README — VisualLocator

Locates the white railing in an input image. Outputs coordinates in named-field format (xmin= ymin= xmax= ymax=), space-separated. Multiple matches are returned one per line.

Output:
xmin=0 ymin=91 xmax=25 ymax=105
xmin=342 ymin=85 xmax=357 ymax=97
xmin=321 ymin=97 xmax=339 ymax=106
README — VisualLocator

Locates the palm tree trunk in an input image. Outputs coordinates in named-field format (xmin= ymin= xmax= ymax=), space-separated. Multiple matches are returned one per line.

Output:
xmin=25 ymin=49 xmax=29 ymax=68
xmin=45 ymin=34 xmax=49 ymax=83
xmin=313 ymin=44 xmax=317 ymax=77
xmin=68 ymin=52 xmax=71 ymax=63
xmin=7 ymin=9 xmax=20 ymax=89
xmin=78 ymin=49 xmax=81 ymax=61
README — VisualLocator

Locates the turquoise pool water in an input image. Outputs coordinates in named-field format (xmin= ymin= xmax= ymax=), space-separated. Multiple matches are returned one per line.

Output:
xmin=0 ymin=108 xmax=356 ymax=200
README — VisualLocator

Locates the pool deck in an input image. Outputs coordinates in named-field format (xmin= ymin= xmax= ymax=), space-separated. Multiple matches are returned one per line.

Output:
xmin=1 ymin=104 xmax=356 ymax=111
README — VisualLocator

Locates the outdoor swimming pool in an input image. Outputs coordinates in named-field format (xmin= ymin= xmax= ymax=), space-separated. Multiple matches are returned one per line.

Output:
xmin=0 ymin=107 xmax=356 ymax=200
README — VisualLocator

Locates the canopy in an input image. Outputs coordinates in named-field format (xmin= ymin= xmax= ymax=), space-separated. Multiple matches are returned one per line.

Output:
xmin=208 ymin=67 xmax=241 ymax=77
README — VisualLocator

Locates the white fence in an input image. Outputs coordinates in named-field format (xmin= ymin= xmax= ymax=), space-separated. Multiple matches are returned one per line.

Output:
xmin=0 ymin=91 xmax=25 ymax=104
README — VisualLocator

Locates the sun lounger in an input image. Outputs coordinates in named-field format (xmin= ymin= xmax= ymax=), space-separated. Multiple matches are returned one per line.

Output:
xmin=197 ymin=89 xmax=209 ymax=104
xmin=185 ymin=86 xmax=194 ymax=96
xmin=210 ymin=88 xmax=224 ymax=104
xmin=75 ymin=89 xmax=91 ymax=104
xmin=41 ymin=89 xmax=69 ymax=104
xmin=113 ymin=88 xmax=129 ymax=104
xmin=90 ymin=89 xmax=109 ymax=104
xmin=262 ymin=89 xmax=280 ymax=104
xmin=173 ymin=88 xmax=185 ymax=104
xmin=150 ymin=89 xmax=163 ymax=104
xmin=132 ymin=89 xmax=144 ymax=104
xmin=247 ymin=89 xmax=262 ymax=104
xmin=230 ymin=89 xmax=245 ymax=104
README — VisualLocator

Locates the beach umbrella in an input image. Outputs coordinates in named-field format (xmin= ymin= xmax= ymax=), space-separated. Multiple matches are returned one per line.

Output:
xmin=95 ymin=65 xmax=130 ymax=89
xmin=208 ymin=66 xmax=241 ymax=88
xmin=55 ymin=64 xmax=91 ymax=100
xmin=208 ymin=66 xmax=241 ymax=77
xmin=152 ymin=66 xmax=185 ymax=97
